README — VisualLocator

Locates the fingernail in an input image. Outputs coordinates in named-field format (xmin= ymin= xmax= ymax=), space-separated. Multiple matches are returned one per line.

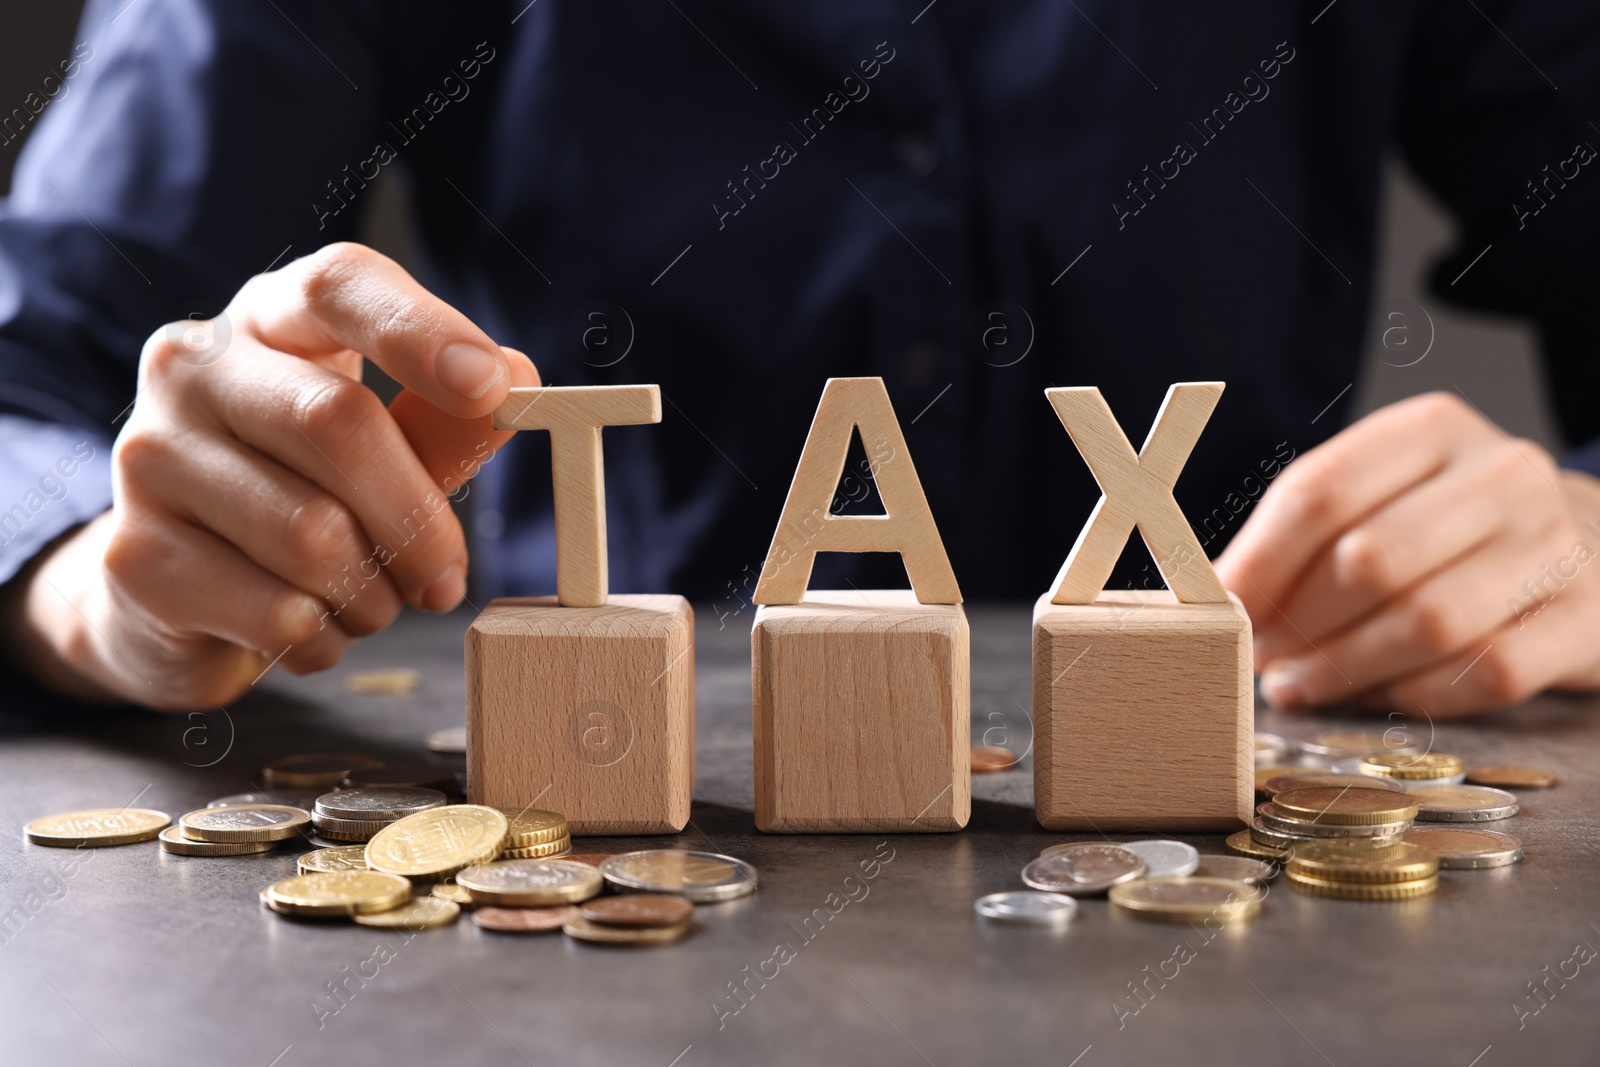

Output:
xmin=436 ymin=343 xmax=505 ymax=401
xmin=422 ymin=562 xmax=466 ymax=613
xmin=1259 ymin=666 xmax=1304 ymax=708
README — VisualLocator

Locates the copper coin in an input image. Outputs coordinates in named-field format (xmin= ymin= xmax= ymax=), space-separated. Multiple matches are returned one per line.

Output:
xmin=263 ymin=753 xmax=383 ymax=789
xmin=471 ymin=905 xmax=580 ymax=933
xmin=1466 ymin=765 xmax=1557 ymax=790
xmin=561 ymin=853 xmax=617 ymax=868
xmin=581 ymin=894 xmax=694 ymax=928
xmin=971 ymin=745 xmax=1018 ymax=773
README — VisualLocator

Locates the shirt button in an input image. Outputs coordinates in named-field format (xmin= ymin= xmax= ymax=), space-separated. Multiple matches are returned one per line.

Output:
xmin=893 ymin=136 xmax=939 ymax=179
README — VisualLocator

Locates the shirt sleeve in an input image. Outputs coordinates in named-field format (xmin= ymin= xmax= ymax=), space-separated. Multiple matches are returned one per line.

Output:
xmin=0 ymin=0 xmax=390 ymax=583
xmin=1394 ymin=0 xmax=1600 ymax=470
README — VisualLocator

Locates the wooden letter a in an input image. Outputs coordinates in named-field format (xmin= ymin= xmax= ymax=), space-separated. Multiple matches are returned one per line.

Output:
xmin=754 ymin=377 xmax=960 ymax=605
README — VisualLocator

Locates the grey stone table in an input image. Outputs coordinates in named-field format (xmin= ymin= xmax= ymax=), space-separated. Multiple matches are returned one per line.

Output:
xmin=2 ymin=605 xmax=1597 ymax=1067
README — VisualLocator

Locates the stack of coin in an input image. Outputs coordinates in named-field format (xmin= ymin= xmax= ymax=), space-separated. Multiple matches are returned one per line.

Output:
xmin=1250 ymin=787 xmax=1417 ymax=851
xmin=163 ymin=804 xmax=312 ymax=856
xmin=494 ymin=807 xmax=571 ymax=858
xmin=310 ymin=787 xmax=447 ymax=841
xmin=1358 ymin=752 xmax=1466 ymax=785
xmin=1284 ymin=839 xmax=1438 ymax=900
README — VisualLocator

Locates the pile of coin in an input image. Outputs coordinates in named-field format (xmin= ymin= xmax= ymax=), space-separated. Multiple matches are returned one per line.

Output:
xmin=1250 ymin=786 xmax=1419 ymax=853
xmin=310 ymin=787 xmax=448 ymax=841
xmin=1282 ymin=839 xmax=1438 ymax=900
xmin=1232 ymin=731 xmax=1547 ymax=895
xmin=981 ymin=839 xmax=1270 ymax=926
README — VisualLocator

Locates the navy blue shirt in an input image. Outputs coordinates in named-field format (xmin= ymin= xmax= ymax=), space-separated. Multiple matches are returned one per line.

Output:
xmin=1 ymin=0 xmax=1598 ymax=610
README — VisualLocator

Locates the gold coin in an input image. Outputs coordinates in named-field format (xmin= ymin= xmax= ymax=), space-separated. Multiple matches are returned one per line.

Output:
xmin=158 ymin=825 xmax=277 ymax=856
xmin=563 ymin=915 xmax=692 ymax=945
xmin=365 ymin=805 xmax=508 ymax=880
xmin=1359 ymin=752 xmax=1465 ymax=780
xmin=179 ymin=805 xmax=310 ymax=842
xmin=1108 ymin=877 xmax=1263 ymax=923
xmin=431 ymin=882 xmax=475 ymax=907
xmin=501 ymin=837 xmax=572 ymax=860
xmin=1255 ymin=765 xmax=1303 ymax=793
xmin=473 ymin=905 xmax=579 ymax=933
xmin=1286 ymin=840 xmax=1437 ymax=883
xmin=298 ymin=845 xmax=371 ymax=874
xmin=25 ymin=808 xmax=171 ymax=847
xmin=263 ymin=752 xmax=384 ymax=789
xmin=493 ymin=808 xmax=569 ymax=848
xmin=314 ymin=828 xmax=381 ymax=842
xmin=352 ymin=896 xmax=460 ymax=929
xmin=1403 ymin=827 xmax=1524 ymax=869
xmin=265 ymin=871 xmax=412 ymax=917
xmin=1226 ymin=830 xmax=1287 ymax=861
xmin=345 ymin=668 xmax=422 ymax=694
xmin=1466 ymin=765 xmax=1557 ymax=790
xmin=1285 ymin=870 xmax=1437 ymax=900
xmin=1264 ymin=772 xmax=1406 ymax=797
xmin=456 ymin=859 xmax=603 ymax=905
xmin=1269 ymin=787 xmax=1418 ymax=826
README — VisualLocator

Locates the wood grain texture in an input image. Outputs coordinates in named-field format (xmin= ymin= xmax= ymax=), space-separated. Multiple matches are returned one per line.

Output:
xmin=493 ymin=386 xmax=662 ymax=607
xmin=754 ymin=377 xmax=960 ymax=605
xmin=1032 ymin=590 xmax=1253 ymax=831
xmin=1046 ymin=382 xmax=1228 ymax=605
xmin=752 ymin=589 xmax=969 ymax=832
xmin=466 ymin=595 xmax=693 ymax=834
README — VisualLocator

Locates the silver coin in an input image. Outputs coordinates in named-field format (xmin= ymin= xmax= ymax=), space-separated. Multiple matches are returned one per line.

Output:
xmin=426 ymin=726 xmax=467 ymax=754
xmin=1192 ymin=855 xmax=1276 ymax=884
xmin=1021 ymin=844 xmax=1146 ymax=896
xmin=1403 ymin=827 xmax=1524 ymax=869
xmin=1121 ymin=839 xmax=1200 ymax=878
xmin=313 ymin=787 xmax=447 ymax=821
xmin=457 ymin=859 xmax=599 ymax=895
xmin=309 ymin=814 xmax=386 ymax=838
xmin=1405 ymin=784 xmax=1519 ymax=823
xmin=974 ymin=890 xmax=1078 ymax=926
xmin=183 ymin=805 xmax=307 ymax=831
xmin=1250 ymin=818 xmax=1305 ymax=848
xmin=1254 ymin=733 xmax=1289 ymax=766
xmin=599 ymin=850 xmax=759 ymax=903
xmin=207 ymin=791 xmax=318 ymax=809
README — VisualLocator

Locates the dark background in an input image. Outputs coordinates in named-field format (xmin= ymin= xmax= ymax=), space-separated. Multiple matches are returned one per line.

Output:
xmin=0 ymin=0 xmax=1563 ymax=454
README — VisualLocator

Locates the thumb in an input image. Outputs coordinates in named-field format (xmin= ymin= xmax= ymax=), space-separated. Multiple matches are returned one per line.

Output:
xmin=389 ymin=346 xmax=541 ymax=496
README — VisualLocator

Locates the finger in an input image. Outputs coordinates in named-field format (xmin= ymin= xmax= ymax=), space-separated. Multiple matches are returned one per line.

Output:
xmin=183 ymin=346 xmax=469 ymax=612
xmin=1375 ymin=589 xmax=1600 ymax=717
xmin=1253 ymin=460 xmax=1509 ymax=663
xmin=103 ymin=510 xmax=350 ymax=676
xmin=1216 ymin=393 xmax=1480 ymax=628
xmin=391 ymin=346 xmax=541 ymax=492
xmin=233 ymin=243 xmax=511 ymax=419
xmin=122 ymin=425 xmax=405 ymax=638
xmin=1257 ymin=536 xmax=1534 ymax=707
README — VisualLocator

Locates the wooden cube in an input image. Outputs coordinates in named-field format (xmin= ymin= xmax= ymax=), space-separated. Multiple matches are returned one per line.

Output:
xmin=752 ymin=590 xmax=969 ymax=833
xmin=1033 ymin=589 xmax=1252 ymax=831
xmin=466 ymin=595 xmax=694 ymax=834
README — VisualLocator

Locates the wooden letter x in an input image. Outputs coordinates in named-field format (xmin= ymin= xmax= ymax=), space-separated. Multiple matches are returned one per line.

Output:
xmin=494 ymin=385 xmax=662 ymax=607
xmin=1047 ymin=382 xmax=1229 ymax=605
